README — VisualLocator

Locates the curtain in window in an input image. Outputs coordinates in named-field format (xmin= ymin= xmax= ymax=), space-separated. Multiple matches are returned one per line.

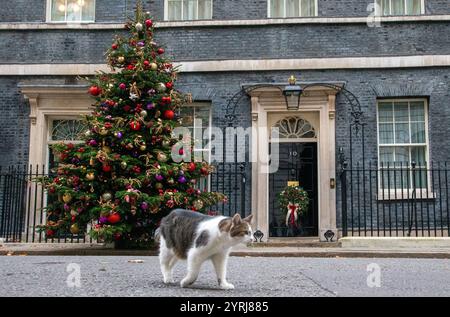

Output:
xmin=51 ymin=0 xmax=66 ymax=21
xmin=301 ymin=0 xmax=315 ymax=17
xmin=286 ymin=0 xmax=299 ymax=18
xmin=391 ymin=0 xmax=405 ymax=15
xmin=183 ymin=0 xmax=198 ymax=20
xmin=198 ymin=0 xmax=212 ymax=19
xmin=168 ymin=0 xmax=182 ymax=20
xmin=270 ymin=0 xmax=284 ymax=18
xmin=406 ymin=0 xmax=422 ymax=15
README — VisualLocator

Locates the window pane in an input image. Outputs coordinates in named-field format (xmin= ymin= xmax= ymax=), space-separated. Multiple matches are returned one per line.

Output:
xmin=51 ymin=0 xmax=66 ymax=21
xmin=168 ymin=0 xmax=182 ymax=20
xmin=380 ymin=147 xmax=394 ymax=166
xmin=391 ymin=0 xmax=405 ymax=15
xmin=301 ymin=0 xmax=315 ymax=16
xmin=411 ymin=146 xmax=426 ymax=166
xmin=198 ymin=0 xmax=212 ymax=19
xmin=183 ymin=0 xmax=198 ymax=20
xmin=395 ymin=123 xmax=410 ymax=143
xmin=406 ymin=0 xmax=421 ymax=14
xmin=67 ymin=0 xmax=82 ymax=21
xmin=395 ymin=146 xmax=410 ymax=166
xmin=286 ymin=0 xmax=299 ymax=17
xmin=410 ymin=101 xmax=425 ymax=121
xmin=81 ymin=0 xmax=95 ymax=21
xmin=411 ymin=122 xmax=426 ymax=143
xmin=382 ymin=0 xmax=390 ymax=15
xmin=379 ymin=123 xmax=394 ymax=144
xmin=270 ymin=0 xmax=284 ymax=17
xmin=393 ymin=102 xmax=409 ymax=122
xmin=378 ymin=102 xmax=393 ymax=122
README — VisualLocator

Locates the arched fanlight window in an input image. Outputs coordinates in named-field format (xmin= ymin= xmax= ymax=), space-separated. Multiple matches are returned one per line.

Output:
xmin=272 ymin=116 xmax=316 ymax=139
xmin=51 ymin=119 xmax=87 ymax=141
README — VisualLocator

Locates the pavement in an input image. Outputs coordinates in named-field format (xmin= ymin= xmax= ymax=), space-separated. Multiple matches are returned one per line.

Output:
xmin=2 ymin=242 xmax=450 ymax=259
xmin=0 ymin=255 xmax=449 ymax=297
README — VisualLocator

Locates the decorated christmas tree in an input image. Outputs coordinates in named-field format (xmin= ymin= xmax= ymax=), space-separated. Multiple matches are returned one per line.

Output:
xmin=37 ymin=2 xmax=226 ymax=248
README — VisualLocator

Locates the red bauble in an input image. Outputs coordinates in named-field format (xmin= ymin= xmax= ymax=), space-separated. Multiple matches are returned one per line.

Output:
xmin=127 ymin=64 xmax=135 ymax=70
xmin=189 ymin=162 xmax=196 ymax=172
xmin=161 ymin=96 xmax=172 ymax=104
xmin=102 ymin=165 xmax=112 ymax=173
xmin=129 ymin=121 xmax=141 ymax=131
xmin=166 ymin=82 xmax=173 ymax=89
xmin=157 ymin=48 xmax=165 ymax=55
xmin=46 ymin=229 xmax=55 ymax=237
xmin=108 ymin=213 xmax=121 ymax=224
xmin=200 ymin=167 xmax=209 ymax=175
xmin=88 ymin=86 xmax=102 ymax=96
xmin=179 ymin=148 xmax=184 ymax=155
xmin=143 ymin=60 xmax=150 ymax=67
xmin=164 ymin=110 xmax=175 ymax=120
xmin=145 ymin=19 xmax=153 ymax=27
xmin=112 ymin=43 xmax=118 ymax=50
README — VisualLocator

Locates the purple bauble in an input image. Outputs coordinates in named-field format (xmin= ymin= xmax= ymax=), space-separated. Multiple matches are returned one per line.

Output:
xmin=137 ymin=41 xmax=145 ymax=47
xmin=141 ymin=202 xmax=149 ymax=210
xmin=89 ymin=140 xmax=98 ymax=146
xmin=116 ymin=132 xmax=123 ymax=139
xmin=178 ymin=176 xmax=187 ymax=184
xmin=99 ymin=216 xmax=108 ymax=224
xmin=64 ymin=204 xmax=70 ymax=211
xmin=155 ymin=174 xmax=164 ymax=182
xmin=146 ymin=102 xmax=155 ymax=110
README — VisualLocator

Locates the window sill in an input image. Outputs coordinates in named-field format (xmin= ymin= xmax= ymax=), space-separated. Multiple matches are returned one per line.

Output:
xmin=1 ymin=15 xmax=450 ymax=30
xmin=377 ymin=190 xmax=437 ymax=201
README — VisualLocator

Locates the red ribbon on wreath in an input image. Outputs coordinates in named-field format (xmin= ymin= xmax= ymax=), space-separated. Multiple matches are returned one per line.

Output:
xmin=287 ymin=203 xmax=299 ymax=228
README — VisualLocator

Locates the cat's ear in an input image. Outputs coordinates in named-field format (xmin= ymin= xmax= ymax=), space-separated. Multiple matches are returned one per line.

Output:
xmin=232 ymin=213 xmax=241 ymax=226
xmin=243 ymin=214 xmax=253 ymax=224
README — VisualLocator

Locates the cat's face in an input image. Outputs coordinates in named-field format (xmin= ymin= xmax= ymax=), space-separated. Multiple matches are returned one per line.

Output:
xmin=220 ymin=214 xmax=254 ymax=244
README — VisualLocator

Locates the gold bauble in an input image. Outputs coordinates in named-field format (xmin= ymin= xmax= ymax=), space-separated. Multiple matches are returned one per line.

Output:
xmin=99 ymin=128 xmax=108 ymax=136
xmin=150 ymin=63 xmax=158 ymax=71
xmin=86 ymin=172 xmax=95 ymax=181
xmin=102 ymin=192 xmax=113 ymax=202
xmin=120 ymin=161 xmax=128 ymax=169
xmin=140 ymin=110 xmax=148 ymax=118
xmin=162 ymin=140 xmax=170 ymax=148
xmin=62 ymin=193 xmax=72 ymax=203
xmin=117 ymin=56 xmax=125 ymax=63
xmin=102 ymin=146 xmax=112 ymax=154
xmin=140 ymin=145 xmax=147 ymax=151
xmin=193 ymin=199 xmax=204 ymax=210
xmin=156 ymin=82 xmax=167 ymax=92
xmin=70 ymin=223 xmax=80 ymax=235
xmin=157 ymin=152 xmax=168 ymax=163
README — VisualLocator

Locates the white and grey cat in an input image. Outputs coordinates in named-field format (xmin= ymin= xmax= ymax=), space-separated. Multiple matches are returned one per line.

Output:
xmin=157 ymin=209 xmax=253 ymax=290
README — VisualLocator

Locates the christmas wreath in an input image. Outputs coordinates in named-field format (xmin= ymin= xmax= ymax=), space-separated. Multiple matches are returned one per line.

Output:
xmin=277 ymin=185 xmax=309 ymax=228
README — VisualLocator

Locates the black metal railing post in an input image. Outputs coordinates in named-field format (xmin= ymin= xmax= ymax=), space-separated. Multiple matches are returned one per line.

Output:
xmin=340 ymin=160 xmax=348 ymax=237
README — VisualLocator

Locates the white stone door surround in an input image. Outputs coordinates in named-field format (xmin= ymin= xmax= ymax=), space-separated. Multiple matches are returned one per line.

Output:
xmin=249 ymin=84 xmax=341 ymax=241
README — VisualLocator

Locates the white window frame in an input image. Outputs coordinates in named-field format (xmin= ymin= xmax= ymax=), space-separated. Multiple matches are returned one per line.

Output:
xmin=46 ymin=0 xmax=96 ymax=23
xmin=180 ymin=102 xmax=212 ymax=191
xmin=374 ymin=0 xmax=425 ymax=16
xmin=376 ymin=98 xmax=433 ymax=199
xmin=164 ymin=0 xmax=213 ymax=21
xmin=267 ymin=0 xmax=319 ymax=18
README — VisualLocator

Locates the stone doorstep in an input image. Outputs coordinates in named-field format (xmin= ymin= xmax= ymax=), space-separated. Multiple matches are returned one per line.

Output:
xmin=340 ymin=237 xmax=450 ymax=249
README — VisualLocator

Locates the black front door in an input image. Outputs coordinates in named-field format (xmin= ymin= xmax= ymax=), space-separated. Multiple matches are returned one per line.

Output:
xmin=269 ymin=142 xmax=318 ymax=237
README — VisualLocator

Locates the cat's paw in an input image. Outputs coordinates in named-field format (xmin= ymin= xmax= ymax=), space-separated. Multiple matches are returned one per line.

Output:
xmin=163 ymin=276 xmax=175 ymax=284
xmin=180 ymin=278 xmax=194 ymax=288
xmin=219 ymin=282 xmax=235 ymax=290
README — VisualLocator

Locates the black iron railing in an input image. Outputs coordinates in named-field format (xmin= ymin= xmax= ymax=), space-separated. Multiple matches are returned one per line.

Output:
xmin=0 ymin=164 xmax=249 ymax=243
xmin=340 ymin=161 xmax=450 ymax=237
